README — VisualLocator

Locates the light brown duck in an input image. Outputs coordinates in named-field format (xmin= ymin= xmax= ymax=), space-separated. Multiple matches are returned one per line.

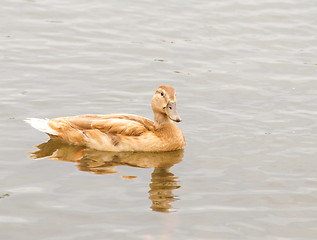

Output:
xmin=25 ymin=85 xmax=185 ymax=152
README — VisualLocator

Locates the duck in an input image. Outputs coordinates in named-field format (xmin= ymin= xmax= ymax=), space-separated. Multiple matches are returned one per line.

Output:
xmin=25 ymin=85 xmax=185 ymax=152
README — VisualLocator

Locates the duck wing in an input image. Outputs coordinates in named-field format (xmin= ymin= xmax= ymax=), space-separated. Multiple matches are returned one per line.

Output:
xmin=47 ymin=114 xmax=156 ymax=151
xmin=65 ymin=114 xmax=154 ymax=135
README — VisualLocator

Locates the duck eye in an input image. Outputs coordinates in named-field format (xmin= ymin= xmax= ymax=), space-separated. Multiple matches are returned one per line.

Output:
xmin=161 ymin=92 xmax=164 ymax=96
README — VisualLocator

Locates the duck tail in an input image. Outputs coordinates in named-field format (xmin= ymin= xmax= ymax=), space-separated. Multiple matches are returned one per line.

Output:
xmin=25 ymin=118 xmax=58 ymax=135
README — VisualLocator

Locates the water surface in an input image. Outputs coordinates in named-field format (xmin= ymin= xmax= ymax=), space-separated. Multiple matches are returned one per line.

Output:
xmin=1 ymin=0 xmax=317 ymax=239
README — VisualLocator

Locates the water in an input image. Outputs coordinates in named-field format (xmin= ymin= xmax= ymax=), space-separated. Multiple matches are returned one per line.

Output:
xmin=1 ymin=0 xmax=317 ymax=239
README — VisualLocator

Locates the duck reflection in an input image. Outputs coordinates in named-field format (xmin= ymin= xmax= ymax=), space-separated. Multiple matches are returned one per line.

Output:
xmin=149 ymin=168 xmax=180 ymax=212
xmin=29 ymin=139 xmax=183 ymax=213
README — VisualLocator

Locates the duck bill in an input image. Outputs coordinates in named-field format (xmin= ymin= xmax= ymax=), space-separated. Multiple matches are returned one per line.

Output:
xmin=165 ymin=101 xmax=182 ymax=122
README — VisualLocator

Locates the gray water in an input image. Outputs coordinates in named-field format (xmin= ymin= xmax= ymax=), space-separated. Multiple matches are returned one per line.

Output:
xmin=1 ymin=0 xmax=317 ymax=239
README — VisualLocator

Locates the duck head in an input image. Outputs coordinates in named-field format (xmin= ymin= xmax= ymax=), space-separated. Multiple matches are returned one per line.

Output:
xmin=152 ymin=85 xmax=182 ymax=124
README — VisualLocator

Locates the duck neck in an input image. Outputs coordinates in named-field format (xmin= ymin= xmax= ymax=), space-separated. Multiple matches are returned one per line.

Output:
xmin=154 ymin=112 xmax=172 ymax=127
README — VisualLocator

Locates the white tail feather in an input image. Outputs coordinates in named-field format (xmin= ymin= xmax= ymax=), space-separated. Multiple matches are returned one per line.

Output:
xmin=25 ymin=118 xmax=58 ymax=135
